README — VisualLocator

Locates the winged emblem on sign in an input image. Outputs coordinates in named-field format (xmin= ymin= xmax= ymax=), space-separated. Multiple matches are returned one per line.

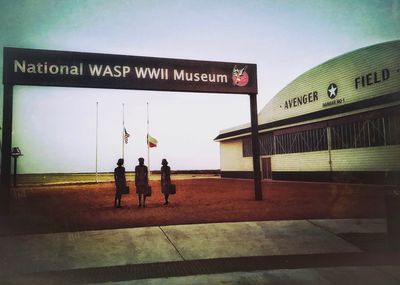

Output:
xmin=232 ymin=65 xmax=249 ymax=87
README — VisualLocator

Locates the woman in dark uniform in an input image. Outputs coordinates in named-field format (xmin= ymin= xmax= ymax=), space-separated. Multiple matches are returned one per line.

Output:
xmin=135 ymin=157 xmax=149 ymax=208
xmin=161 ymin=158 xmax=171 ymax=206
xmin=114 ymin=158 xmax=126 ymax=208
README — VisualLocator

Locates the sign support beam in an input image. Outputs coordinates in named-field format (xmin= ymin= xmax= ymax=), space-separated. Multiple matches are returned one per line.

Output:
xmin=1 ymin=84 xmax=13 ymax=215
xmin=250 ymin=93 xmax=262 ymax=201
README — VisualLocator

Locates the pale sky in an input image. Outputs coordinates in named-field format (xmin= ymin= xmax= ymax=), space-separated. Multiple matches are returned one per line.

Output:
xmin=1 ymin=0 xmax=399 ymax=173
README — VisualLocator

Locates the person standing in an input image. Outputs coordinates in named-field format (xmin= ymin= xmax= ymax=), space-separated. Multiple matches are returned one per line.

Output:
xmin=161 ymin=158 xmax=171 ymax=206
xmin=114 ymin=158 xmax=126 ymax=208
xmin=135 ymin=157 xmax=149 ymax=208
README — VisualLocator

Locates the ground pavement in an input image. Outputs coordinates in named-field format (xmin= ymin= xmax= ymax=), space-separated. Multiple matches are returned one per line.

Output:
xmin=0 ymin=218 xmax=399 ymax=284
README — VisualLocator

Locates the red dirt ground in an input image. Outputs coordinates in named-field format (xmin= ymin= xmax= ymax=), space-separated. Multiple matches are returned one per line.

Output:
xmin=4 ymin=178 xmax=392 ymax=235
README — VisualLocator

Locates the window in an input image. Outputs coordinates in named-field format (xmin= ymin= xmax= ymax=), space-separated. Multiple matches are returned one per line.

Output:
xmin=242 ymin=137 xmax=252 ymax=157
xmin=243 ymin=127 xmax=327 ymax=157
xmin=331 ymin=111 xmax=400 ymax=150
xmin=275 ymin=128 xmax=327 ymax=154
xmin=242 ymin=107 xmax=400 ymax=157
xmin=242 ymin=133 xmax=274 ymax=157
xmin=260 ymin=133 xmax=274 ymax=155
xmin=385 ymin=112 xmax=400 ymax=145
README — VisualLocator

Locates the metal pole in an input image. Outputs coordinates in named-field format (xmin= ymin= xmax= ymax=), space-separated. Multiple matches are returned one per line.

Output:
xmin=327 ymin=126 xmax=333 ymax=181
xmin=122 ymin=103 xmax=125 ymax=160
xmin=95 ymin=102 xmax=99 ymax=183
xmin=1 ymin=84 xmax=13 ymax=215
xmin=13 ymin=156 xmax=17 ymax=187
xmin=249 ymin=93 xmax=262 ymax=201
xmin=147 ymin=102 xmax=150 ymax=174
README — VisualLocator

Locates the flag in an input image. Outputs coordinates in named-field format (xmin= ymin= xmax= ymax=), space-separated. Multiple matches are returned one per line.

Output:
xmin=147 ymin=134 xmax=158 ymax=148
xmin=124 ymin=128 xmax=130 ymax=144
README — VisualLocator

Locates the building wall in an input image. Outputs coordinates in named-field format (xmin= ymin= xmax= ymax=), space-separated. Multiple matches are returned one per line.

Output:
xmin=221 ymin=142 xmax=400 ymax=183
xmin=218 ymin=41 xmax=400 ymax=184
xmin=271 ymin=151 xmax=330 ymax=172
xmin=271 ymin=145 xmax=400 ymax=172
xmin=220 ymin=140 xmax=252 ymax=171
xmin=220 ymin=102 xmax=400 ymax=183
xmin=331 ymin=145 xmax=400 ymax=172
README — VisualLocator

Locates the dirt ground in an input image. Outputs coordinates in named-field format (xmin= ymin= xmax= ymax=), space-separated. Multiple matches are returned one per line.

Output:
xmin=3 ymin=178 xmax=392 ymax=235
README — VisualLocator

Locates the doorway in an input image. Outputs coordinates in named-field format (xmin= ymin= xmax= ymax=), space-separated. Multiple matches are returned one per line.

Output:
xmin=261 ymin=157 xmax=272 ymax=180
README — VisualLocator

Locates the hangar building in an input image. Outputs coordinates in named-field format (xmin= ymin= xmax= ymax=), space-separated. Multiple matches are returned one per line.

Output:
xmin=215 ymin=41 xmax=400 ymax=184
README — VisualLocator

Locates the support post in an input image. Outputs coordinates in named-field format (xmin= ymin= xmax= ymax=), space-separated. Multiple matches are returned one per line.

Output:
xmin=249 ymin=93 xmax=262 ymax=201
xmin=1 ymin=84 xmax=13 ymax=215
xmin=13 ymin=156 xmax=17 ymax=187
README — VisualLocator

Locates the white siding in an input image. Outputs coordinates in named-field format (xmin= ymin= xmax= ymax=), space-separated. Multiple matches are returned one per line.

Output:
xmin=220 ymin=140 xmax=252 ymax=171
xmin=272 ymin=151 xmax=330 ymax=172
xmin=331 ymin=145 xmax=400 ymax=171
xmin=270 ymin=145 xmax=400 ymax=172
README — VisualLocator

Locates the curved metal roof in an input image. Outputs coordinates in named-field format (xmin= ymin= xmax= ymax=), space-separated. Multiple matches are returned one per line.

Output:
xmin=216 ymin=40 xmax=400 ymax=141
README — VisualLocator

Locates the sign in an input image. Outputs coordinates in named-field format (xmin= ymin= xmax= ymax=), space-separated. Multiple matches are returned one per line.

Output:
xmin=3 ymin=47 xmax=258 ymax=94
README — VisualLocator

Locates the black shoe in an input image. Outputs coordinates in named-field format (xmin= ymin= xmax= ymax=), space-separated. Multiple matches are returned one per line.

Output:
xmin=138 ymin=204 xmax=142 ymax=208
xmin=163 ymin=202 xmax=168 ymax=206
xmin=143 ymin=204 xmax=146 ymax=208
xmin=117 ymin=205 xmax=122 ymax=208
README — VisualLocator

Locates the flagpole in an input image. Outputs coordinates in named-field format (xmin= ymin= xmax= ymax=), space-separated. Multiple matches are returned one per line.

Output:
xmin=122 ymin=103 xmax=125 ymax=160
xmin=147 ymin=102 xmax=150 ymax=175
xmin=95 ymin=101 xmax=99 ymax=183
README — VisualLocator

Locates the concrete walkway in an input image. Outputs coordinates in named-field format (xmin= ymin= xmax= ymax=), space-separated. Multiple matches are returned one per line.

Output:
xmin=102 ymin=266 xmax=400 ymax=285
xmin=0 ymin=219 xmax=399 ymax=284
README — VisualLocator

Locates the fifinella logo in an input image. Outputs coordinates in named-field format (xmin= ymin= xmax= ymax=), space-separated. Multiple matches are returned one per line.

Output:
xmin=232 ymin=65 xmax=249 ymax=87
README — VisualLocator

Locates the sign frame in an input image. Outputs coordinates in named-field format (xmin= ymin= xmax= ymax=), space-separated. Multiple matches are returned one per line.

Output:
xmin=1 ymin=47 xmax=262 ymax=215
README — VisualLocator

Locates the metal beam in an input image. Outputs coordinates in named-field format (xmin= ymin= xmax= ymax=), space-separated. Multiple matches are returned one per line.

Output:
xmin=1 ymin=84 xmax=13 ymax=215
xmin=249 ymin=93 xmax=262 ymax=200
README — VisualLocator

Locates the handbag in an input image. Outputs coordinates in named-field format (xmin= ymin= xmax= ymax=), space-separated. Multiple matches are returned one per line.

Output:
xmin=145 ymin=185 xmax=152 ymax=197
xmin=121 ymin=186 xmax=130 ymax=195
xmin=168 ymin=184 xmax=176 ymax=195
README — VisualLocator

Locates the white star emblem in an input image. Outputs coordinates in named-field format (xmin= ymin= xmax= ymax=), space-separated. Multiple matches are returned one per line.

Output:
xmin=327 ymin=83 xmax=338 ymax=99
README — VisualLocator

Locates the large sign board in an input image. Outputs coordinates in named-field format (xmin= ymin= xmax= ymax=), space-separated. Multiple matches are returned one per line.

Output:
xmin=3 ymin=47 xmax=257 ymax=94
